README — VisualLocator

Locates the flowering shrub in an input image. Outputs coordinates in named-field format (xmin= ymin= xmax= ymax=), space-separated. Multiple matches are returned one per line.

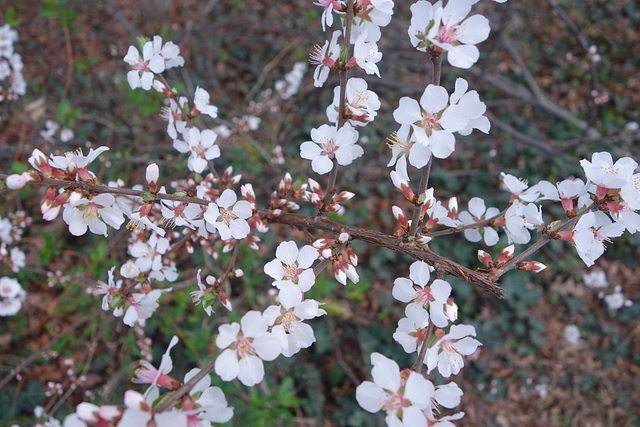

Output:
xmin=1 ymin=0 xmax=639 ymax=425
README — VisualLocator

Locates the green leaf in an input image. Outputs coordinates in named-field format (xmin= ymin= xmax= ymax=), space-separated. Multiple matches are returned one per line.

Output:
xmin=140 ymin=192 xmax=155 ymax=202
xmin=5 ymin=7 xmax=22 ymax=26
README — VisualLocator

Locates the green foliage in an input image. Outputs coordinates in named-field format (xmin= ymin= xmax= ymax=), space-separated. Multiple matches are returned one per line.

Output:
xmin=2 ymin=7 xmax=21 ymax=26
xmin=39 ymin=0 xmax=77 ymax=28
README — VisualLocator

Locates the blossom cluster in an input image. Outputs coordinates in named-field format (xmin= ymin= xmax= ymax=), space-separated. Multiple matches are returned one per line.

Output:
xmin=453 ymin=151 xmax=640 ymax=270
xmin=0 ymin=23 xmax=26 ymax=106
xmin=3 ymin=0 xmax=639 ymax=425
xmin=0 ymin=212 xmax=30 ymax=316
xmin=63 ymin=336 xmax=234 ymax=426
xmin=355 ymin=261 xmax=478 ymax=424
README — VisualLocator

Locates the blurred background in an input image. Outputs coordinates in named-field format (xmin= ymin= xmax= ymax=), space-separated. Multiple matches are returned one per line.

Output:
xmin=1 ymin=0 xmax=639 ymax=425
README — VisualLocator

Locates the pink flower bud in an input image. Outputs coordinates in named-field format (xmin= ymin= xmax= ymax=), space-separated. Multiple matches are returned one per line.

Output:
xmin=241 ymin=184 xmax=256 ymax=201
xmin=448 ymin=197 xmax=458 ymax=219
xmin=219 ymin=290 xmax=233 ymax=311
xmin=497 ymin=244 xmax=515 ymax=264
xmin=346 ymin=245 xmax=358 ymax=266
xmin=333 ymin=191 xmax=355 ymax=203
xmin=339 ymin=232 xmax=350 ymax=243
xmin=308 ymin=178 xmax=321 ymax=193
xmin=478 ymin=249 xmax=493 ymax=267
xmin=416 ymin=235 xmax=432 ymax=247
xmin=517 ymin=261 xmax=547 ymax=273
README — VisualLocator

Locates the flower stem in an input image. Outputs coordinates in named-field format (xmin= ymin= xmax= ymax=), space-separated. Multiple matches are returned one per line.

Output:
xmin=412 ymin=320 xmax=434 ymax=372
xmin=322 ymin=0 xmax=354 ymax=211
xmin=407 ymin=54 xmax=442 ymax=238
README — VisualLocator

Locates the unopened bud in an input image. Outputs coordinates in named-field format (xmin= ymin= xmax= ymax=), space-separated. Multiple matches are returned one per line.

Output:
xmin=308 ymin=178 xmax=321 ymax=193
xmin=333 ymin=191 xmax=355 ymax=203
xmin=497 ymin=244 xmax=515 ymax=264
xmin=219 ymin=290 xmax=233 ymax=311
xmin=517 ymin=261 xmax=547 ymax=273
xmin=477 ymin=250 xmax=493 ymax=267
xmin=146 ymin=163 xmax=159 ymax=184
xmin=415 ymin=235 xmax=432 ymax=247
xmin=5 ymin=174 xmax=26 ymax=190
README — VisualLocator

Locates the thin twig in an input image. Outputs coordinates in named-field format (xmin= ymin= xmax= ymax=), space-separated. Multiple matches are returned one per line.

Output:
xmin=412 ymin=320 xmax=434 ymax=373
xmin=322 ymin=0 xmax=354 ymax=211
xmin=0 ymin=316 xmax=90 ymax=392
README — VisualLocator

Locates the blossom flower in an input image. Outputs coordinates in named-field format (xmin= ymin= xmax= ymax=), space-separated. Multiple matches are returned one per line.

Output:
xmin=0 ymin=276 xmax=26 ymax=316
xmin=448 ymin=77 xmax=490 ymax=135
xmin=620 ymin=173 xmax=640 ymax=211
xmin=263 ymin=284 xmax=325 ymax=357
xmin=422 ymin=410 xmax=465 ymax=426
xmin=582 ymin=270 xmax=608 ymax=289
xmin=132 ymin=335 xmax=181 ymax=396
xmin=458 ymin=197 xmax=500 ymax=246
xmin=393 ymin=83 xmax=469 ymax=159
xmin=433 ymin=382 xmax=464 ymax=410
xmin=264 ymin=241 xmax=318 ymax=292
xmin=503 ymin=200 xmax=533 ymax=244
xmin=62 ymin=194 xmax=124 ymax=237
xmin=123 ymin=289 xmax=163 ymax=326
xmin=392 ymin=261 xmax=451 ymax=327
xmin=409 ymin=0 xmax=490 ymax=69
xmin=393 ymin=304 xmax=429 ymax=353
xmin=9 ymin=246 xmax=26 ymax=273
xmin=580 ymin=152 xmax=637 ymax=194
xmin=123 ymin=40 xmax=165 ymax=90
xmin=130 ymin=233 xmax=170 ymax=273
xmin=193 ymin=86 xmax=218 ymax=118
xmin=387 ymin=124 xmax=432 ymax=171
xmin=0 ymin=216 xmax=14 ymax=244
xmin=181 ymin=369 xmax=234 ymax=424
xmin=500 ymin=172 xmax=540 ymax=203
xmin=96 ymin=267 xmax=123 ymax=313
xmin=604 ymin=290 xmax=627 ymax=310
xmin=160 ymin=200 xmax=203 ymax=230
xmin=204 ymin=189 xmax=252 ymax=240
xmin=300 ymin=123 xmax=363 ymax=175
xmin=356 ymin=352 xmax=433 ymax=426
xmin=309 ymin=30 xmax=341 ymax=88
xmin=571 ymin=211 xmax=625 ymax=267
xmin=327 ymin=78 xmax=380 ymax=126
xmin=151 ymin=35 xmax=185 ymax=69
xmin=348 ymin=0 xmax=395 ymax=43
xmin=352 ymin=30 xmax=382 ymax=77
xmin=48 ymin=146 xmax=110 ymax=176
xmin=214 ymin=311 xmax=281 ymax=386
xmin=118 ymin=389 xmax=186 ymax=426
xmin=173 ymin=127 xmax=221 ymax=174
xmin=426 ymin=324 xmax=482 ymax=377
xmin=564 ymin=325 xmax=581 ymax=345
xmin=314 ymin=0 xmax=335 ymax=31
xmin=160 ymin=96 xmax=188 ymax=140
xmin=275 ymin=62 xmax=307 ymax=99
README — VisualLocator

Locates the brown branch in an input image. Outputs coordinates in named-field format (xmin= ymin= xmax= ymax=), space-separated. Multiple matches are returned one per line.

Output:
xmin=263 ymin=210 xmax=505 ymax=298
xmin=11 ymin=176 xmax=505 ymax=297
